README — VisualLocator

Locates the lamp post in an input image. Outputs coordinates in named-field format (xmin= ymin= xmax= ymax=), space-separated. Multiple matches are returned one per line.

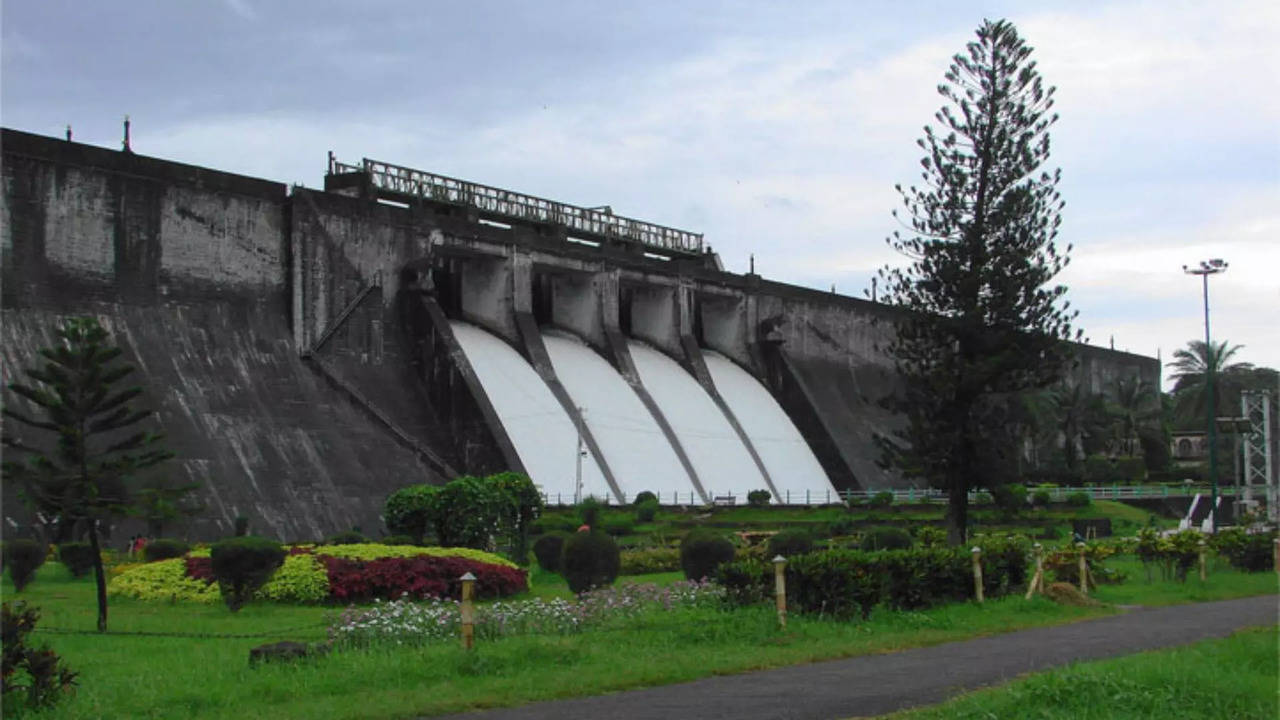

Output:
xmin=1184 ymin=258 xmax=1228 ymax=532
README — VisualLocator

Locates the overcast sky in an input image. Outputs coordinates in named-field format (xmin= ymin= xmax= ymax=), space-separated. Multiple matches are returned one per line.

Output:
xmin=4 ymin=1 xmax=1277 ymax=386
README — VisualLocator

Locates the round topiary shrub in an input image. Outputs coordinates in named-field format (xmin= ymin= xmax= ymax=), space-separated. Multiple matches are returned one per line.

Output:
xmin=4 ymin=540 xmax=47 ymax=592
xmin=869 ymin=491 xmax=894 ymax=508
xmin=560 ymin=531 xmax=620 ymax=593
xmin=679 ymin=529 xmax=736 ymax=581
xmin=1031 ymin=489 xmax=1053 ymax=507
xmin=746 ymin=490 xmax=771 ymax=508
xmin=325 ymin=530 xmax=368 ymax=545
xmin=634 ymin=499 xmax=659 ymax=523
xmin=143 ymin=539 xmax=190 ymax=562
xmin=991 ymin=484 xmax=1028 ymax=512
xmin=380 ymin=535 xmax=416 ymax=546
xmin=1066 ymin=491 xmax=1092 ymax=508
xmin=859 ymin=526 xmax=914 ymax=551
xmin=57 ymin=542 xmax=97 ymax=578
xmin=766 ymin=528 xmax=814 ymax=559
xmin=827 ymin=517 xmax=857 ymax=537
xmin=532 ymin=532 xmax=568 ymax=573
xmin=210 ymin=536 xmax=285 ymax=612
xmin=632 ymin=491 xmax=658 ymax=506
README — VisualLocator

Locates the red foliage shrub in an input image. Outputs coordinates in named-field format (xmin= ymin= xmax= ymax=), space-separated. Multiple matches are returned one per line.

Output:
xmin=320 ymin=555 xmax=526 ymax=602
xmin=184 ymin=556 xmax=215 ymax=583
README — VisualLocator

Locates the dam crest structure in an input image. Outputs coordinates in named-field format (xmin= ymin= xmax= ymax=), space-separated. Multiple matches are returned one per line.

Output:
xmin=0 ymin=129 xmax=1159 ymax=540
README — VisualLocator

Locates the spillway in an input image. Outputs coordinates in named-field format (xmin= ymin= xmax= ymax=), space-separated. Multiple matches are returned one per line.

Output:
xmin=542 ymin=330 xmax=698 ymax=503
xmin=448 ymin=322 xmax=609 ymax=502
xmin=627 ymin=340 xmax=766 ymax=498
xmin=703 ymin=350 xmax=836 ymax=504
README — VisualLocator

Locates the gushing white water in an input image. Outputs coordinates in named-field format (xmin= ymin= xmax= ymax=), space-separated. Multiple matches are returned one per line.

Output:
xmin=449 ymin=322 xmax=609 ymax=503
xmin=628 ymin=340 xmax=765 ymax=497
xmin=703 ymin=350 xmax=835 ymax=504
xmin=542 ymin=330 xmax=698 ymax=503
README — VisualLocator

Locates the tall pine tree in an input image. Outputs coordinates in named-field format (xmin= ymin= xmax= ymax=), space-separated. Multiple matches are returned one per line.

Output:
xmin=877 ymin=19 xmax=1080 ymax=543
xmin=2 ymin=317 xmax=172 ymax=632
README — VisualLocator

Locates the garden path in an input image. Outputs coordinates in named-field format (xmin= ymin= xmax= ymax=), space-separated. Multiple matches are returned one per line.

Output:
xmin=429 ymin=593 xmax=1277 ymax=720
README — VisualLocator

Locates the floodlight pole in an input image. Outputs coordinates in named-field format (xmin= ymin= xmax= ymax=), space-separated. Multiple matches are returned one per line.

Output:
xmin=1184 ymin=259 xmax=1227 ymax=532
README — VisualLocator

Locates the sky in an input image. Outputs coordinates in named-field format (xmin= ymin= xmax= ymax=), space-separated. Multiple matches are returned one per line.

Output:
xmin=3 ymin=1 xmax=1277 ymax=387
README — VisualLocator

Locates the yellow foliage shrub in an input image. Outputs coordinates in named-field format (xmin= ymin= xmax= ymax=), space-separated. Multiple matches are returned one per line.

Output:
xmin=107 ymin=558 xmax=219 ymax=603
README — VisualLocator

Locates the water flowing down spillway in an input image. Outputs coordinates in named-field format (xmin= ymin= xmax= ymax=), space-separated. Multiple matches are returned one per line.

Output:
xmin=702 ymin=351 xmax=837 ymax=504
xmin=448 ymin=322 xmax=609 ymax=503
xmin=542 ymin=330 xmax=698 ymax=503
xmin=627 ymin=340 xmax=766 ymax=498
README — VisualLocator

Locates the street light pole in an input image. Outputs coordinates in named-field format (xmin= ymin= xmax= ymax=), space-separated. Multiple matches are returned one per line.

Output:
xmin=1184 ymin=259 xmax=1228 ymax=532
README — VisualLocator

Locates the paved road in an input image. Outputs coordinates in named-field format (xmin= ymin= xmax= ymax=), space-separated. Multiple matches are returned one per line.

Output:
xmin=431 ymin=594 xmax=1278 ymax=720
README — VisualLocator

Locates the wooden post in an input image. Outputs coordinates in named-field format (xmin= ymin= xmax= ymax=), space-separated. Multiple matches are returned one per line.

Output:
xmin=1025 ymin=542 xmax=1044 ymax=600
xmin=772 ymin=555 xmax=787 ymax=629
xmin=971 ymin=547 xmax=984 ymax=603
xmin=1076 ymin=542 xmax=1088 ymax=595
xmin=1198 ymin=539 xmax=1208 ymax=581
xmin=459 ymin=572 xmax=476 ymax=650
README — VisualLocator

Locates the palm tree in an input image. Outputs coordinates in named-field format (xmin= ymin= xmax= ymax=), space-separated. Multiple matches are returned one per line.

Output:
xmin=1050 ymin=384 xmax=1114 ymax=470
xmin=1108 ymin=375 xmax=1163 ymax=458
xmin=1167 ymin=340 xmax=1253 ymax=427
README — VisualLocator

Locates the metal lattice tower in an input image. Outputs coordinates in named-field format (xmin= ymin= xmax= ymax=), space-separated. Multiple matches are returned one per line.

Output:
xmin=1241 ymin=390 xmax=1273 ymax=519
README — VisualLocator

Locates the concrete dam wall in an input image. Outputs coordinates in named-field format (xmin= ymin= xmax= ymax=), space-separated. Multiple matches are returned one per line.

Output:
xmin=0 ymin=129 xmax=1160 ymax=540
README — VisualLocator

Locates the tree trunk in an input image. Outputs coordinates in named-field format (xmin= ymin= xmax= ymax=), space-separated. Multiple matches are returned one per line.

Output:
xmin=946 ymin=477 xmax=969 ymax=545
xmin=87 ymin=520 xmax=109 ymax=632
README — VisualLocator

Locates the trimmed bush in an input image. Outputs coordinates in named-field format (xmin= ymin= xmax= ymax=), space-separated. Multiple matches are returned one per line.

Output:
xmin=110 ymin=558 xmax=220 ymax=603
xmin=1066 ymin=491 xmax=1092 ymax=508
xmin=914 ymin=525 xmax=947 ymax=548
xmin=560 ymin=531 xmax=620 ymax=594
xmin=578 ymin=497 xmax=605 ymax=528
xmin=143 ymin=538 xmax=190 ymax=562
xmin=632 ymin=491 xmax=658 ymax=506
xmin=715 ymin=558 xmax=771 ymax=606
xmin=532 ymin=533 xmax=568 ymax=573
xmin=1031 ymin=489 xmax=1053 ymax=507
xmin=827 ymin=517 xmax=858 ymax=538
xmin=879 ymin=548 xmax=970 ymax=610
xmin=634 ymin=499 xmax=659 ymax=523
xmin=380 ymin=535 xmax=416 ymax=546
xmin=746 ymin=490 xmax=771 ymax=508
xmin=530 ymin=514 xmax=579 ymax=535
xmin=679 ymin=529 xmax=735 ymax=581
xmin=4 ymin=540 xmax=46 ymax=592
xmin=766 ymin=529 xmax=814 ymax=559
xmin=210 ymin=536 xmax=286 ymax=611
xmin=990 ymin=484 xmax=1028 ymax=512
xmin=787 ymin=550 xmax=882 ymax=619
xmin=1212 ymin=528 xmax=1277 ymax=572
xmin=601 ymin=516 xmax=635 ymax=537
xmin=383 ymin=484 xmax=438 ymax=544
xmin=325 ymin=530 xmax=368 ymax=545
xmin=869 ymin=491 xmax=894 ymax=508
xmin=619 ymin=547 xmax=681 ymax=575
xmin=859 ymin=526 xmax=914 ymax=551
xmin=57 ymin=543 xmax=97 ymax=579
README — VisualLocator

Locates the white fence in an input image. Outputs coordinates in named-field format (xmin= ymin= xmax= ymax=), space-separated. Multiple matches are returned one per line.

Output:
xmin=539 ymin=484 xmax=1238 ymax=507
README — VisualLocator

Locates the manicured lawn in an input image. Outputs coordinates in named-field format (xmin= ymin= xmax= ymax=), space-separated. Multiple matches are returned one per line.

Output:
xmin=884 ymin=626 xmax=1279 ymax=720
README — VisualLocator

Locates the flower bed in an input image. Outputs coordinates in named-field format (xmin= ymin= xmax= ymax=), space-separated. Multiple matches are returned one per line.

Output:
xmin=108 ymin=544 xmax=526 ymax=604
xmin=329 ymin=580 xmax=723 ymax=647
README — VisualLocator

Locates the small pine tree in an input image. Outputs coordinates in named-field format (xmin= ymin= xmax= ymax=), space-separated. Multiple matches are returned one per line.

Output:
xmin=2 ymin=317 xmax=173 ymax=631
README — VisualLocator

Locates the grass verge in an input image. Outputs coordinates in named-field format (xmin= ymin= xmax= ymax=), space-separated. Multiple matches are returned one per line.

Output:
xmin=883 ymin=626 xmax=1279 ymax=720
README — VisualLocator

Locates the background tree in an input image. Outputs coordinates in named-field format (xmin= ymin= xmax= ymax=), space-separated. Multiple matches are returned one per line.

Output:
xmin=1107 ymin=374 xmax=1163 ymax=458
xmin=876 ymin=19 xmax=1079 ymax=543
xmin=130 ymin=474 xmax=204 ymax=538
xmin=1167 ymin=340 xmax=1254 ymax=427
xmin=2 ymin=317 xmax=172 ymax=632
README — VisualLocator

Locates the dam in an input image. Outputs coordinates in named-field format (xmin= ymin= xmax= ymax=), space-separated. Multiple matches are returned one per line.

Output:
xmin=0 ymin=128 xmax=1160 ymax=540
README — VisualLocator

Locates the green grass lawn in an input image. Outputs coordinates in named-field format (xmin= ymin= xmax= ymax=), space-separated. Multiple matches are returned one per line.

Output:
xmin=1091 ymin=556 xmax=1279 ymax=607
xmin=884 ymin=626 xmax=1279 ymax=720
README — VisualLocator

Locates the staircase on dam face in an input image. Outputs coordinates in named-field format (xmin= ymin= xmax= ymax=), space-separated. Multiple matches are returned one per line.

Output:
xmin=447 ymin=321 xmax=837 ymax=505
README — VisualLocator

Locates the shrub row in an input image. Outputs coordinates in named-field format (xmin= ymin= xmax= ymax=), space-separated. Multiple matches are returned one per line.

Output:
xmin=1211 ymin=527 xmax=1277 ymax=573
xmin=716 ymin=541 xmax=1028 ymax=619
xmin=619 ymin=547 xmax=680 ymax=575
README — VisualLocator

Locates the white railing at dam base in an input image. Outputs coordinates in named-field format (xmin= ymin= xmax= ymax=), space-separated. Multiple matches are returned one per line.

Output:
xmin=539 ymin=484 xmax=1239 ymax=507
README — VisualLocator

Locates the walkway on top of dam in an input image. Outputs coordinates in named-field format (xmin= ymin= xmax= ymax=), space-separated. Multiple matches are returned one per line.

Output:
xmin=430 ymin=593 xmax=1278 ymax=720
